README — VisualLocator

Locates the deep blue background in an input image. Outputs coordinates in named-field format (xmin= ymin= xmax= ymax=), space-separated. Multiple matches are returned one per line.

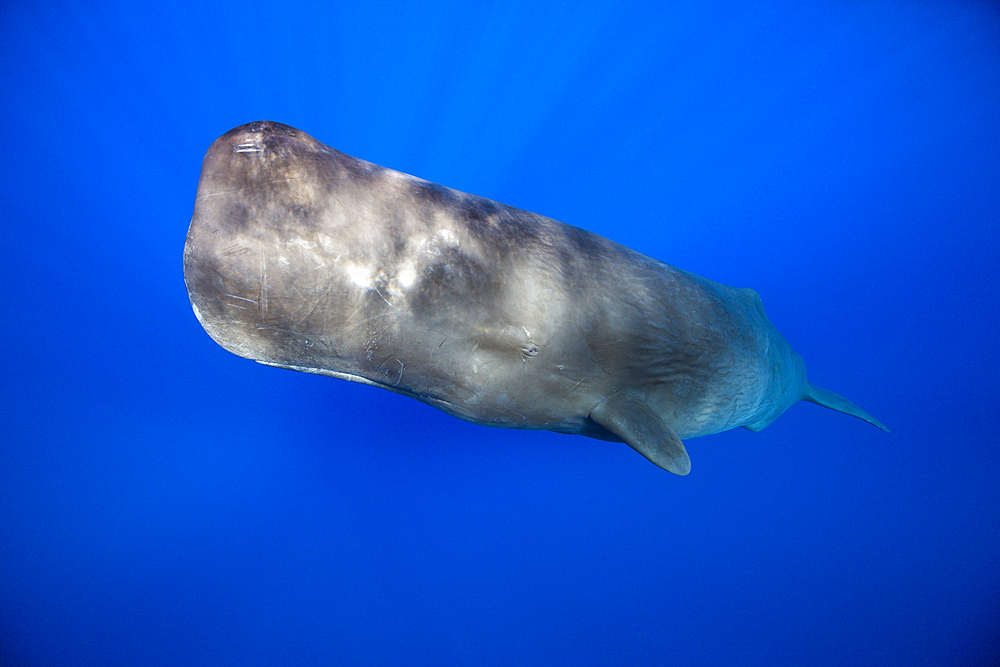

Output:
xmin=2 ymin=2 xmax=998 ymax=665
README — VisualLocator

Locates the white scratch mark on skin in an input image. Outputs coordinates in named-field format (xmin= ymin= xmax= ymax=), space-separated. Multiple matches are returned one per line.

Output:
xmin=341 ymin=307 xmax=381 ymax=332
xmin=225 ymin=294 xmax=257 ymax=304
xmin=234 ymin=142 xmax=262 ymax=153
xmin=194 ymin=190 xmax=238 ymax=201
xmin=194 ymin=178 xmax=314 ymax=202
xmin=373 ymin=287 xmax=397 ymax=310
xmin=484 ymin=362 xmax=503 ymax=385
xmin=291 ymin=282 xmax=333 ymax=329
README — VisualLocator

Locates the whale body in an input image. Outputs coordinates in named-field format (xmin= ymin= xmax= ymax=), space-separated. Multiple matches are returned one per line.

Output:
xmin=183 ymin=121 xmax=887 ymax=475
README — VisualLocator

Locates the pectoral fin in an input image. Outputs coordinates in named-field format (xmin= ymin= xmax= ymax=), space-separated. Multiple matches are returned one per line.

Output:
xmin=591 ymin=392 xmax=691 ymax=475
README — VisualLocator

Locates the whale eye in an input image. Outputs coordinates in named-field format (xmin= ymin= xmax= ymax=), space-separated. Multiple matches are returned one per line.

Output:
xmin=520 ymin=343 xmax=539 ymax=358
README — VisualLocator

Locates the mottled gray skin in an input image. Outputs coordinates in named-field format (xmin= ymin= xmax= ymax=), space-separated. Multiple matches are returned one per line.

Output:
xmin=184 ymin=121 xmax=886 ymax=475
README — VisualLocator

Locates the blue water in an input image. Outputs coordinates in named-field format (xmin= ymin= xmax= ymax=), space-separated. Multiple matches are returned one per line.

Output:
xmin=2 ymin=2 xmax=998 ymax=665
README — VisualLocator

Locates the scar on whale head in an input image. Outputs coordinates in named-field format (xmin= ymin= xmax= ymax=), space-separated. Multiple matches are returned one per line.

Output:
xmin=183 ymin=121 xmax=887 ymax=475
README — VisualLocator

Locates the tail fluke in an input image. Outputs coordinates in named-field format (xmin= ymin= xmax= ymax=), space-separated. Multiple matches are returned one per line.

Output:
xmin=803 ymin=383 xmax=889 ymax=432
